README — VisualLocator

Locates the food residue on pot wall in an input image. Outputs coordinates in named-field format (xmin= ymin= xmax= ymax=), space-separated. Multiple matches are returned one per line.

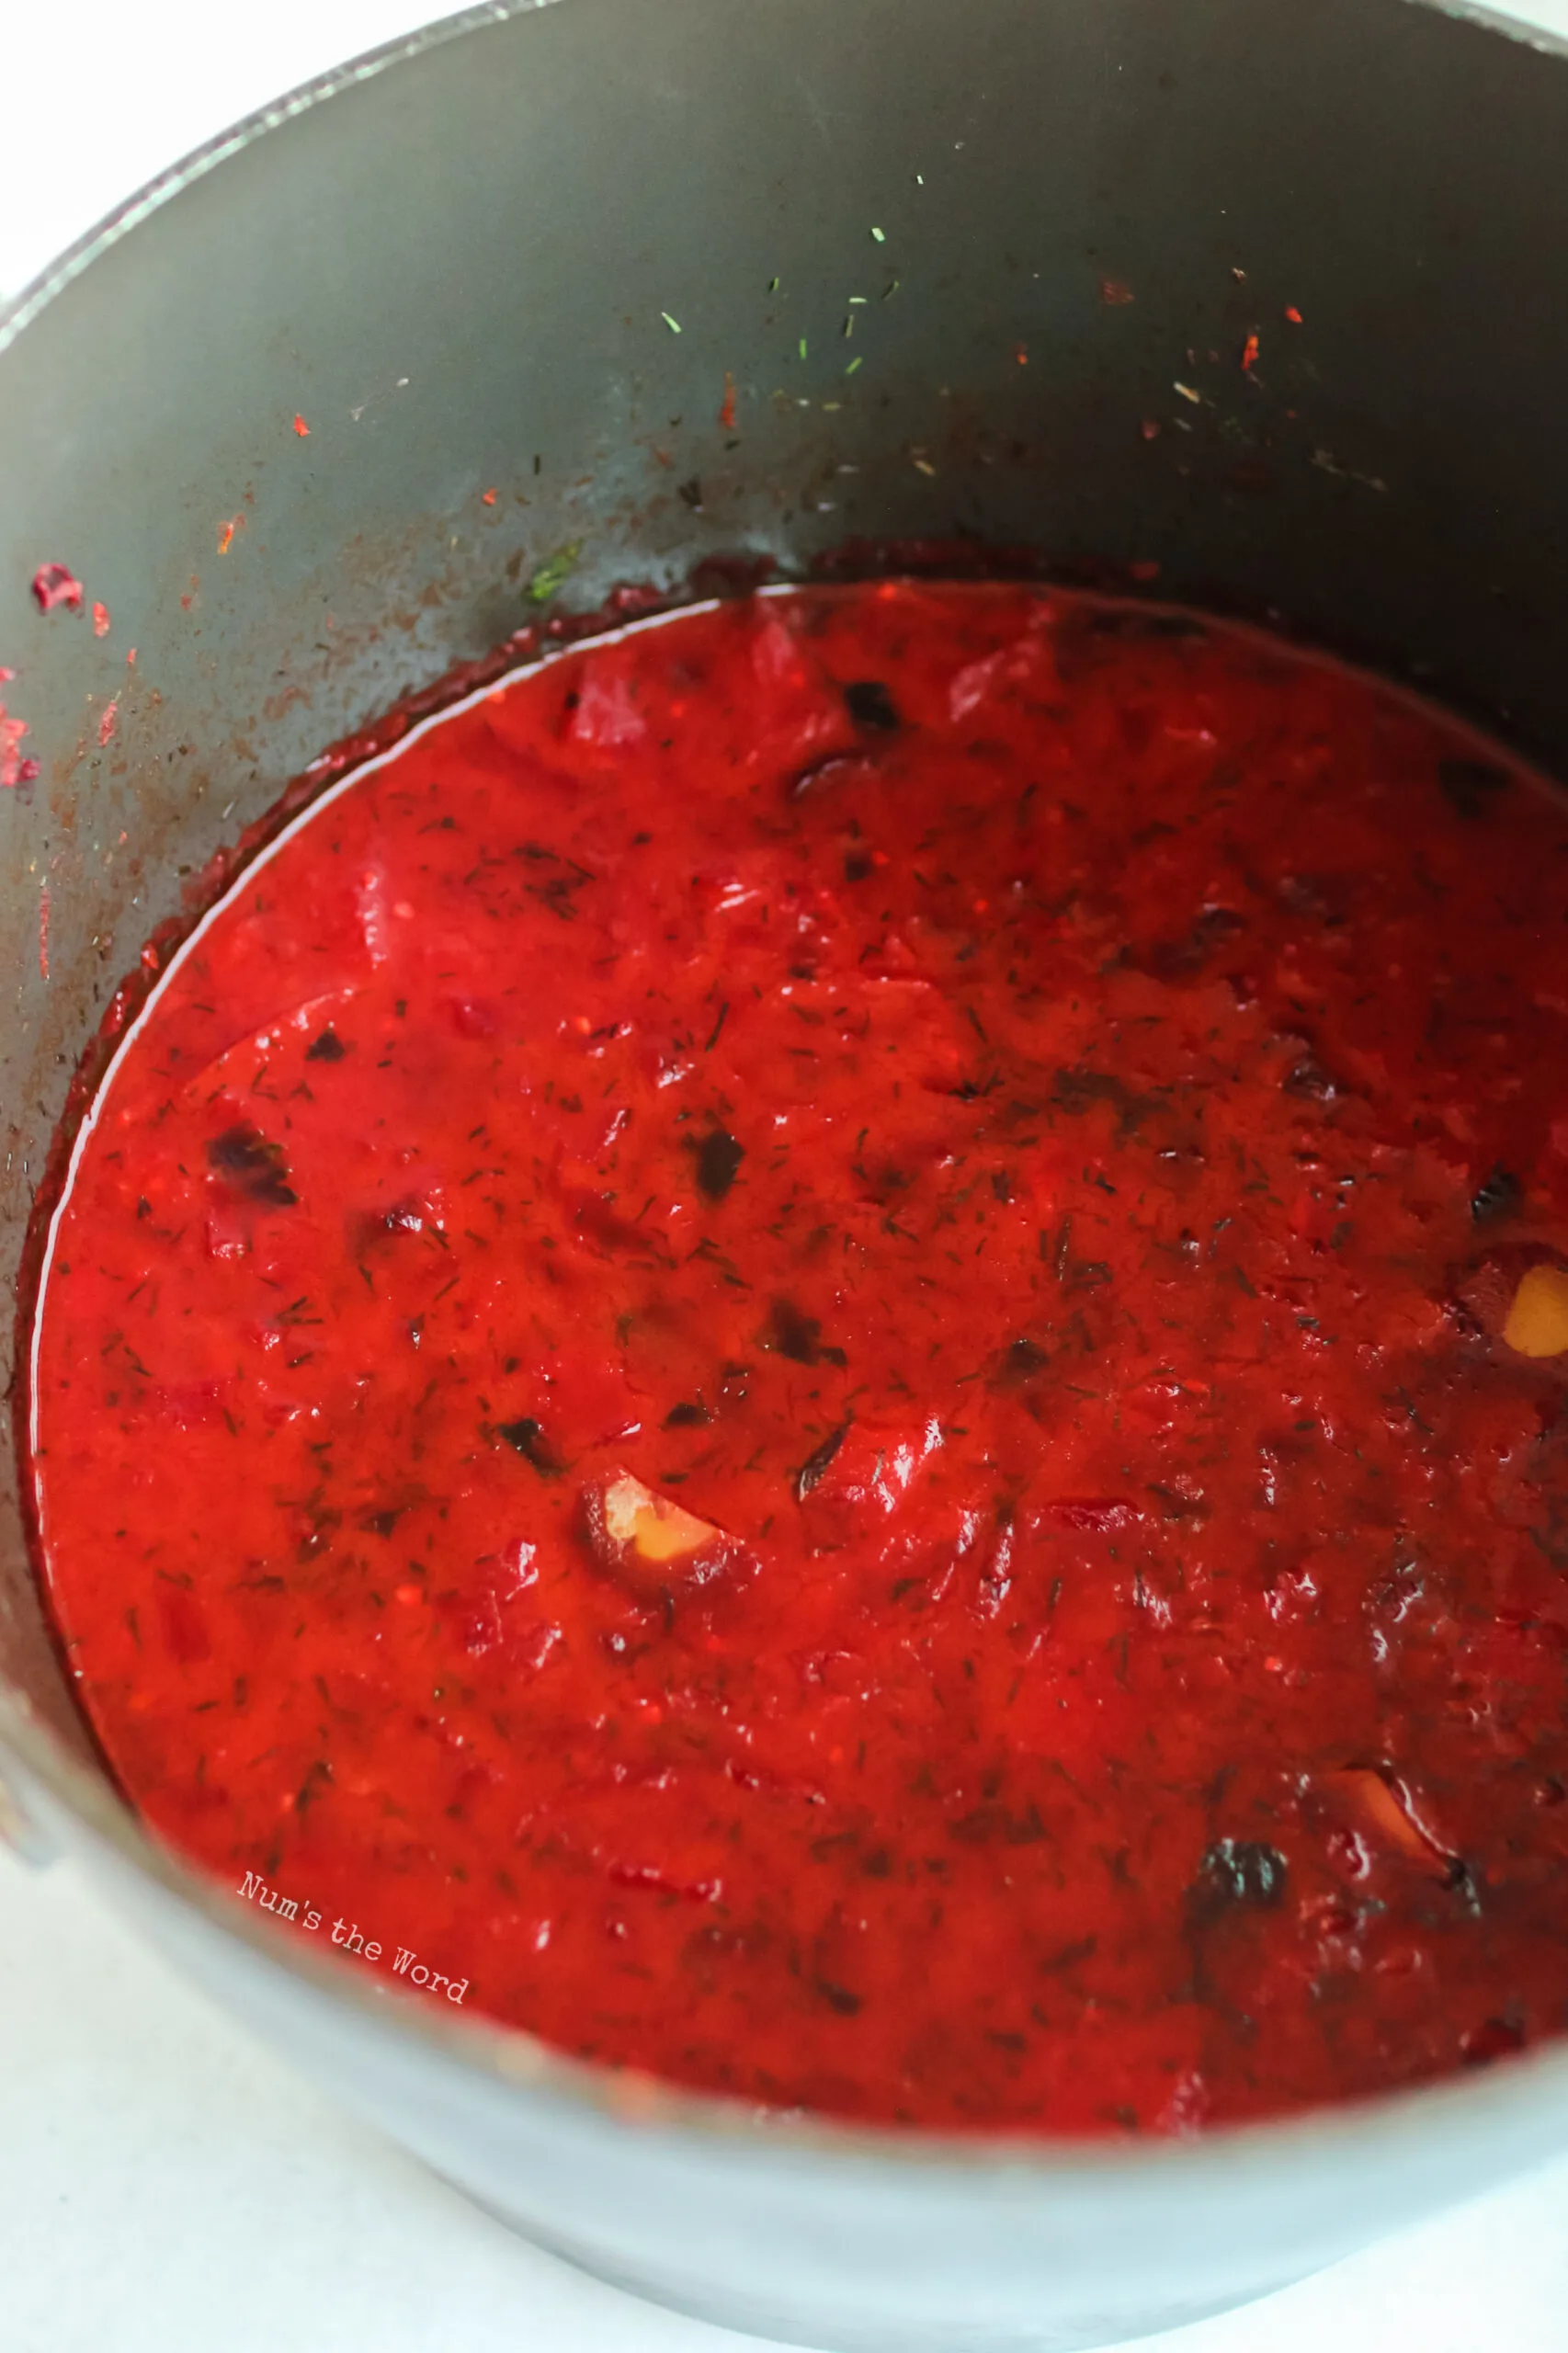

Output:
xmin=30 ymin=562 xmax=83 ymax=614
xmin=0 ymin=687 xmax=40 ymax=790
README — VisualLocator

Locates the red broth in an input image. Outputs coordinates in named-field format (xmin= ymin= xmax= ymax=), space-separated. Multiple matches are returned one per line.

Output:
xmin=27 ymin=582 xmax=1568 ymax=2133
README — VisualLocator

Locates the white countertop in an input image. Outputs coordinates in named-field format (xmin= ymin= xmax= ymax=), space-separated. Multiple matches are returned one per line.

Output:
xmin=8 ymin=6 xmax=1568 ymax=2347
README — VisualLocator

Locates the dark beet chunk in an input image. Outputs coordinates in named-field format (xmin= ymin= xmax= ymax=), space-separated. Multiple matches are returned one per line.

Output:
xmin=844 ymin=678 xmax=900 ymax=733
xmin=694 ymin=1126 xmax=744 ymax=1202
xmin=1471 ymin=1165 xmax=1522 ymax=1224
xmin=663 ymin=1400 xmax=710 ymax=1429
xmin=496 ymin=1416 xmax=561 ymax=1474
xmin=305 ymin=1028 xmax=347 ymax=1063
xmin=1438 ymin=756 xmax=1511 ymax=819
xmin=763 ymin=1298 xmax=846 ymax=1367
xmin=995 ymin=1336 xmax=1050 ymax=1385
xmin=815 ymin=1978 xmax=863 ymax=2016
xmin=207 ymin=1123 xmax=297 ymax=1208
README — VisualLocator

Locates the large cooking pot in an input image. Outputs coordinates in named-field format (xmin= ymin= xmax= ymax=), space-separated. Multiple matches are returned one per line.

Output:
xmin=6 ymin=3 xmax=1568 ymax=2346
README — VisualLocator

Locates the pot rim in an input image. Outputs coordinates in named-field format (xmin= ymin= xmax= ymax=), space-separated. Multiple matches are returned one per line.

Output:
xmin=7 ymin=0 xmax=1568 ymax=2196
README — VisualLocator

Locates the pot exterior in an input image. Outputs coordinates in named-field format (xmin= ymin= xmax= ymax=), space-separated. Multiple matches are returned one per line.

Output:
xmin=6 ymin=3 xmax=1568 ymax=2346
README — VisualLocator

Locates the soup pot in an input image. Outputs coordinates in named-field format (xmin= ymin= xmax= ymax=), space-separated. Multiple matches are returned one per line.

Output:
xmin=5 ymin=2 xmax=1568 ymax=2346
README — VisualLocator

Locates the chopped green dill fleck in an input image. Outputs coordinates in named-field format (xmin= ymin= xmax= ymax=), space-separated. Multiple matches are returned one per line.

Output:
xmin=882 ymin=278 xmax=900 ymax=300
xmin=844 ymin=314 xmax=854 ymax=337
xmin=870 ymin=225 xmax=886 ymax=243
xmin=528 ymin=541 xmax=584 ymax=603
xmin=661 ymin=312 xmax=682 ymax=334
xmin=915 ymin=172 xmax=925 ymax=186
xmin=767 ymin=276 xmax=779 ymax=291
xmin=846 ymin=356 xmax=863 ymax=375
xmin=848 ymin=294 xmax=868 ymax=305
xmin=799 ymin=336 xmax=808 ymax=359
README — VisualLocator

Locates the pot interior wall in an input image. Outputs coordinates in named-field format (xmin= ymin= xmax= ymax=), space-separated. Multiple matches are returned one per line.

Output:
xmin=4 ymin=0 xmax=1568 ymax=1750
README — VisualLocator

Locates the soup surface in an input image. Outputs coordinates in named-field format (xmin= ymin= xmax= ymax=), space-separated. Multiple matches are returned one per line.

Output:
xmin=28 ymin=581 xmax=1568 ymax=2133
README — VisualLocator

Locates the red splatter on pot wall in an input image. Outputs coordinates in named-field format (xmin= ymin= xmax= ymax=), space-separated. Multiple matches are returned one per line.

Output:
xmin=30 ymin=563 xmax=83 ymax=614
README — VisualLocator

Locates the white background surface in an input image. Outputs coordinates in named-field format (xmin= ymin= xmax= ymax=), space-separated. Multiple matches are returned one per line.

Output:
xmin=9 ymin=5 xmax=1568 ymax=2348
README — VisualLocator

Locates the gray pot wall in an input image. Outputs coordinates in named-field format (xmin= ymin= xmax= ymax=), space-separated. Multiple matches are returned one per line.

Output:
xmin=4 ymin=4 xmax=1568 ymax=2347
